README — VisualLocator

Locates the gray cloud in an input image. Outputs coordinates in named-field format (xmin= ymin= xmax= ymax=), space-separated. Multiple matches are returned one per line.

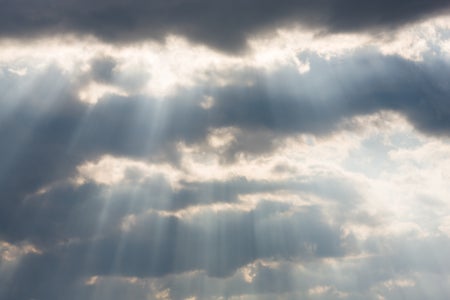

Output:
xmin=0 ymin=51 xmax=449 ymax=197
xmin=89 ymin=56 xmax=117 ymax=84
xmin=3 ymin=201 xmax=350 ymax=300
xmin=0 ymin=0 xmax=449 ymax=51
xmin=208 ymin=52 xmax=450 ymax=137
xmin=5 ymin=224 xmax=450 ymax=299
xmin=1 ymin=169 xmax=358 ymax=245
xmin=1 ymin=51 xmax=450 ymax=241
xmin=2 ymin=49 xmax=450 ymax=299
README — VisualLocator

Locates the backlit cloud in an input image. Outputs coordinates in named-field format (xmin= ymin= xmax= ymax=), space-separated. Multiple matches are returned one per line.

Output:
xmin=1 ymin=3 xmax=450 ymax=300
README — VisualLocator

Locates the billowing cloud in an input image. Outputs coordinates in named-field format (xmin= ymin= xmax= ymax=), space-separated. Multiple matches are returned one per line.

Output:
xmin=1 ymin=6 xmax=450 ymax=300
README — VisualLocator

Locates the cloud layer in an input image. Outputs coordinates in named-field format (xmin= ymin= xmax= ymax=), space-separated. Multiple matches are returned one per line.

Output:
xmin=1 ymin=0 xmax=450 ymax=51
xmin=1 ymin=6 xmax=450 ymax=300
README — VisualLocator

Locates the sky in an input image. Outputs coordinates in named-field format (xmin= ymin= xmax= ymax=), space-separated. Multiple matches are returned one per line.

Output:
xmin=1 ymin=1 xmax=450 ymax=299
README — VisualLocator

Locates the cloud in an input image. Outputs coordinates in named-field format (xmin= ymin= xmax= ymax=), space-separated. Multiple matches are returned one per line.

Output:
xmin=89 ymin=56 xmax=117 ymax=84
xmin=8 ymin=231 xmax=450 ymax=299
xmin=1 ymin=48 xmax=450 ymax=188
xmin=2 ymin=36 xmax=450 ymax=299
xmin=2 ymin=200 xmax=350 ymax=300
xmin=1 ymin=50 xmax=450 ymax=241
xmin=0 ymin=0 xmax=449 ymax=51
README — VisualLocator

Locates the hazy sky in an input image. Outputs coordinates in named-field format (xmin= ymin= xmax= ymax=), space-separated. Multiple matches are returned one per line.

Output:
xmin=1 ymin=1 xmax=450 ymax=299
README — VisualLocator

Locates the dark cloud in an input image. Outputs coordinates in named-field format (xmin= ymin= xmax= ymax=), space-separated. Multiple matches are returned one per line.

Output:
xmin=209 ymin=52 xmax=450 ymax=136
xmin=1 ymin=168 xmax=357 ymax=245
xmin=5 ymin=221 xmax=450 ymax=299
xmin=2 ymin=201 xmax=350 ymax=300
xmin=83 ymin=55 xmax=149 ymax=92
xmin=89 ymin=56 xmax=117 ymax=84
xmin=0 ymin=0 xmax=449 ymax=51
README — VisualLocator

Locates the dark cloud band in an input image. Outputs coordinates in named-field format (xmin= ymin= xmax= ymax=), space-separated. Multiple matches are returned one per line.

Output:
xmin=1 ymin=0 xmax=449 ymax=51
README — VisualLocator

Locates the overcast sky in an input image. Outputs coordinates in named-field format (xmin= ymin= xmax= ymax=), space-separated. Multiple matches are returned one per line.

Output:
xmin=1 ymin=1 xmax=450 ymax=299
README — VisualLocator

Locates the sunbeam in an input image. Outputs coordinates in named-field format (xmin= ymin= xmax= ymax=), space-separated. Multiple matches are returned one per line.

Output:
xmin=1 ymin=4 xmax=450 ymax=300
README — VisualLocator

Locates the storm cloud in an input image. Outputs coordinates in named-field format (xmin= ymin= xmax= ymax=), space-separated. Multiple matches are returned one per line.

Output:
xmin=0 ymin=0 xmax=449 ymax=51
